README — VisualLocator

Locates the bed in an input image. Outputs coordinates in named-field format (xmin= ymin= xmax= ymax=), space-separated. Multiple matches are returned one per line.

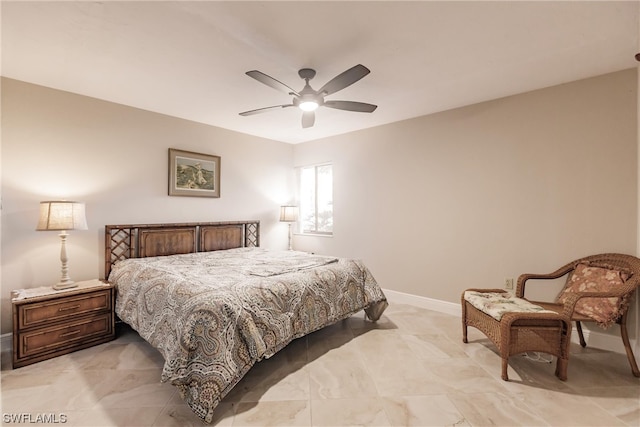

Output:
xmin=105 ymin=220 xmax=388 ymax=423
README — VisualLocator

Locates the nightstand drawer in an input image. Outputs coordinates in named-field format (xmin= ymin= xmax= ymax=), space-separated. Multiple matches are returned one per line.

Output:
xmin=16 ymin=313 xmax=113 ymax=359
xmin=17 ymin=289 xmax=112 ymax=329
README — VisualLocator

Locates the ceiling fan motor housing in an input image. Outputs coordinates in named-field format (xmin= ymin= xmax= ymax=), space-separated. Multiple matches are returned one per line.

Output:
xmin=298 ymin=68 xmax=316 ymax=81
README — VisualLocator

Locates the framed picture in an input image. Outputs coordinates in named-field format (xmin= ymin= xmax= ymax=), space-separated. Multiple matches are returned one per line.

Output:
xmin=168 ymin=148 xmax=220 ymax=197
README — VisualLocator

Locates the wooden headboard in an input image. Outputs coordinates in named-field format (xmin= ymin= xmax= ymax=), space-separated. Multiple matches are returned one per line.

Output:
xmin=104 ymin=220 xmax=260 ymax=278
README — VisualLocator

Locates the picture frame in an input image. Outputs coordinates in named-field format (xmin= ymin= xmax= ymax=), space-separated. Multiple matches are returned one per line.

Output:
xmin=168 ymin=148 xmax=220 ymax=197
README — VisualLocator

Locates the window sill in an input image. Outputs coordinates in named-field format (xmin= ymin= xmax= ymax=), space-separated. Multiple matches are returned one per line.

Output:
xmin=294 ymin=232 xmax=333 ymax=238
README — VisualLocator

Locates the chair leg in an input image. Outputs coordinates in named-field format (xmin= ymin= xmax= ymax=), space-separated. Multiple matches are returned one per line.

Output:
xmin=462 ymin=302 xmax=468 ymax=343
xmin=501 ymin=357 xmax=509 ymax=381
xmin=619 ymin=314 xmax=640 ymax=377
xmin=575 ymin=321 xmax=587 ymax=347
xmin=555 ymin=357 xmax=568 ymax=381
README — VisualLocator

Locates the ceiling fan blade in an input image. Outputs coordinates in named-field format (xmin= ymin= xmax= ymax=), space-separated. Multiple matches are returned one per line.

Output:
xmin=318 ymin=64 xmax=370 ymax=96
xmin=302 ymin=111 xmax=315 ymax=128
xmin=246 ymin=70 xmax=300 ymax=96
xmin=323 ymin=100 xmax=377 ymax=113
xmin=239 ymin=104 xmax=294 ymax=116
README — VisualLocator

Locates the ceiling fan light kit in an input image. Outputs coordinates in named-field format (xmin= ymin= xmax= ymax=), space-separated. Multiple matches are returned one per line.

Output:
xmin=239 ymin=64 xmax=377 ymax=128
xmin=298 ymin=101 xmax=319 ymax=112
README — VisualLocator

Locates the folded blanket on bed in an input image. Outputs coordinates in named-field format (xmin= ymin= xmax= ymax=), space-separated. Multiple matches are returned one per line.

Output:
xmin=248 ymin=256 xmax=337 ymax=276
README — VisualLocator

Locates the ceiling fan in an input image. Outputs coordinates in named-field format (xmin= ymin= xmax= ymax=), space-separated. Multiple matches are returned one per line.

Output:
xmin=239 ymin=64 xmax=377 ymax=128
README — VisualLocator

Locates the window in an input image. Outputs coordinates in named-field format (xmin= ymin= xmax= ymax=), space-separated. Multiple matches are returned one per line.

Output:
xmin=298 ymin=163 xmax=333 ymax=235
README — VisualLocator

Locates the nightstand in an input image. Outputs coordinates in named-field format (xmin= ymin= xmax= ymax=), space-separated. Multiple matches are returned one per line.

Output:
xmin=12 ymin=279 xmax=115 ymax=368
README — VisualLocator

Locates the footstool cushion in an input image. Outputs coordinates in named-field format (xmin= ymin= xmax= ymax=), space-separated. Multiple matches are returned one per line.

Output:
xmin=463 ymin=290 xmax=556 ymax=320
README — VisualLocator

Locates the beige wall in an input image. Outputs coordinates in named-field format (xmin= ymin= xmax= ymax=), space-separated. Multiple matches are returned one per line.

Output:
xmin=1 ymin=70 xmax=638 ymax=345
xmin=293 ymin=69 xmax=638 ymax=320
xmin=0 ymin=78 xmax=295 ymax=334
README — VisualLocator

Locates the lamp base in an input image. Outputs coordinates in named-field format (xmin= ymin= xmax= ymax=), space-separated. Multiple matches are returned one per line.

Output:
xmin=287 ymin=223 xmax=293 ymax=251
xmin=53 ymin=231 xmax=78 ymax=290
xmin=53 ymin=280 xmax=77 ymax=290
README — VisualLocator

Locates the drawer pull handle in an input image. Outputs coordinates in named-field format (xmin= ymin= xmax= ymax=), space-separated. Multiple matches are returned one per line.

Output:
xmin=58 ymin=305 xmax=81 ymax=312
xmin=59 ymin=330 xmax=81 ymax=338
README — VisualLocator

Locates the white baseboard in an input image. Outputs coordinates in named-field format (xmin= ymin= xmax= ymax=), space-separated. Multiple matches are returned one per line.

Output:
xmin=382 ymin=288 xmax=636 ymax=356
xmin=383 ymin=288 xmax=461 ymax=316
xmin=575 ymin=326 xmax=631 ymax=355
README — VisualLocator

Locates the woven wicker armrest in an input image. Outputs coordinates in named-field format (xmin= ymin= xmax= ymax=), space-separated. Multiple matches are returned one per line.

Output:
xmin=516 ymin=265 xmax=574 ymax=298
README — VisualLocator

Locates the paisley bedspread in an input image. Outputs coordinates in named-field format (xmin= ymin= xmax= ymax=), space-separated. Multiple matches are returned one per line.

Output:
xmin=110 ymin=248 xmax=388 ymax=423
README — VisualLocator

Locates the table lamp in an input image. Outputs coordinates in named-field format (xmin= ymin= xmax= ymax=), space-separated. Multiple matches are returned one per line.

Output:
xmin=36 ymin=201 xmax=88 ymax=290
xmin=279 ymin=205 xmax=298 ymax=251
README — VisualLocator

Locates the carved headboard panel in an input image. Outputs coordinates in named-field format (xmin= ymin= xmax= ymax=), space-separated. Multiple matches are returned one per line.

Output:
xmin=139 ymin=227 xmax=197 ymax=258
xmin=105 ymin=221 xmax=260 ymax=278
xmin=200 ymin=224 xmax=244 ymax=252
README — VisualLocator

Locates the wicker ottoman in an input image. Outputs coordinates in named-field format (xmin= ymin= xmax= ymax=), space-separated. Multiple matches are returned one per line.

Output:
xmin=462 ymin=288 xmax=572 ymax=381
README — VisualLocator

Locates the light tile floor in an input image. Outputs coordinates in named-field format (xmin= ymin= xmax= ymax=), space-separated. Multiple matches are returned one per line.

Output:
xmin=1 ymin=303 xmax=639 ymax=426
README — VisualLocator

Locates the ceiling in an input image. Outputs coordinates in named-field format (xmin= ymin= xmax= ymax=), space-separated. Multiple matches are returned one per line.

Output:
xmin=2 ymin=1 xmax=639 ymax=144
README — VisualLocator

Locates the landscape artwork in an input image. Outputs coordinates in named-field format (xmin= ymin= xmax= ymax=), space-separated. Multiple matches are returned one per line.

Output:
xmin=168 ymin=148 xmax=221 ymax=197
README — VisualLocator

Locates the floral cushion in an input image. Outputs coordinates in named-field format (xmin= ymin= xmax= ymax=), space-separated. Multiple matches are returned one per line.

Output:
xmin=464 ymin=291 xmax=555 ymax=321
xmin=557 ymin=263 xmax=631 ymax=328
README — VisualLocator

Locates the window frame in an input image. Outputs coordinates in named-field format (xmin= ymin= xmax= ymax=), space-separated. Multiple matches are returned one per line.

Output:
xmin=296 ymin=162 xmax=333 ymax=236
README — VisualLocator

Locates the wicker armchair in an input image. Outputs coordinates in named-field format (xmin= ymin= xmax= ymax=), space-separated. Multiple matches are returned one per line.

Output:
xmin=516 ymin=253 xmax=640 ymax=377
